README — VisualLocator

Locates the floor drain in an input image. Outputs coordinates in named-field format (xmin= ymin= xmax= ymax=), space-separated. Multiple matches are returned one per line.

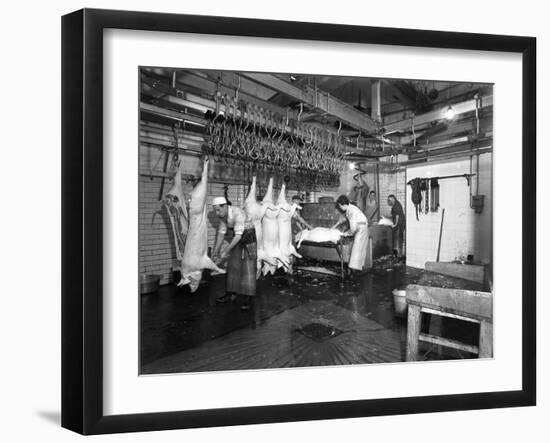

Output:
xmin=296 ymin=323 xmax=343 ymax=342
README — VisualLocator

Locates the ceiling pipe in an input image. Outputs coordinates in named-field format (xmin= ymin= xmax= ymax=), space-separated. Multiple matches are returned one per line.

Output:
xmin=404 ymin=131 xmax=493 ymax=155
xmin=404 ymin=146 xmax=492 ymax=166
xmin=383 ymin=95 xmax=493 ymax=134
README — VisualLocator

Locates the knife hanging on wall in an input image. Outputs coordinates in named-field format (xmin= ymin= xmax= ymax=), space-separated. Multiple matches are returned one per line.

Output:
xmin=425 ymin=179 xmax=430 ymax=214
xmin=430 ymin=178 xmax=440 ymax=212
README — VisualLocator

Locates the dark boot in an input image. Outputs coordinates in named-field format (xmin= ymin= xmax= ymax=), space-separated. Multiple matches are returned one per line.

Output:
xmin=240 ymin=295 xmax=254 ymax=311
xmin=216 ymin=291 xmax=236 ymax=304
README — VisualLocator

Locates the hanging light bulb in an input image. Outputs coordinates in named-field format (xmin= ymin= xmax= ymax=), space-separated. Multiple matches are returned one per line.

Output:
xmin=348 ymin=161 xmax=356 ymax=171
xmin=445 ymin=105 xmax=455 ymax=120
xmin=444 ymin=83 xmax=455 ymax=120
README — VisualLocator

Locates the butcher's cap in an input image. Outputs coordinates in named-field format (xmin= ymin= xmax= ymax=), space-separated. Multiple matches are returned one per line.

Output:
xmin=212 ymin=196 xmax=227 ymax=206
xmin=291 ymin=195 xmax=303 ymax=202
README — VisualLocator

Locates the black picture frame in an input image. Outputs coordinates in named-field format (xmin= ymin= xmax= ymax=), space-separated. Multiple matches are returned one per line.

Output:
xmin=62 ymin=8 xmax=536 ymax=435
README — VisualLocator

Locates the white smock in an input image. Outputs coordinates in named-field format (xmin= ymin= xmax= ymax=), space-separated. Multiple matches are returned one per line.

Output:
xmin=345 ymin=204 xmax=369 ymax=271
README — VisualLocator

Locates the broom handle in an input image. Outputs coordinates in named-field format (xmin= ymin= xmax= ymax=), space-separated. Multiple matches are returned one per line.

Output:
xmin=436 ymin=208 xmax=445 ymax=262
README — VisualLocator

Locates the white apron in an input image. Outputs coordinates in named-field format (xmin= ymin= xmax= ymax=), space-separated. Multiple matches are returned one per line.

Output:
xmin=349 ymin=224 xmax=369 ymax=270
xmin=346 ymin=205 xmax=369 ymax=271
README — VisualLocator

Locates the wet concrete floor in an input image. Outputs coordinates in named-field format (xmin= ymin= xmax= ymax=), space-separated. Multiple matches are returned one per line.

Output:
xmin=140 ymin=265 xmax=484 ymax=374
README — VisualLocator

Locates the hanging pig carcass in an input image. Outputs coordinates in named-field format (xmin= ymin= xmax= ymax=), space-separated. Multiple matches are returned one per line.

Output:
xmin=177 ymin=158 xmax=226 ymax=292
xmin=244 ymin=176 xmax=277 ymax=277
xmin=162 ymin=165 xmax=189 ymax=262
xmin=276 ymin=182 xmax=302 ymax=272
xmin=261 ymin=177 xmax=289 ymax=275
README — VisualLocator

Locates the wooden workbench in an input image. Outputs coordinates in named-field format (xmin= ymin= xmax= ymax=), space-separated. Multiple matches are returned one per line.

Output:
xmin=405 ymin=282 xmax=493 ymax=361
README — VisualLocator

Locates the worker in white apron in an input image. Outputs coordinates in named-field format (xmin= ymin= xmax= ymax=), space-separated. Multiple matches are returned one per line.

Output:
xmin=332 ymin=195 xmax=369 ymax=276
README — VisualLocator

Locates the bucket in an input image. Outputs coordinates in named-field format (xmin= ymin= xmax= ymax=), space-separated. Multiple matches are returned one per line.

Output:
xmin=392 ymin=289 xmax=408 ymax=317
xmin=140 ymin=274 xmax=161 ymax=295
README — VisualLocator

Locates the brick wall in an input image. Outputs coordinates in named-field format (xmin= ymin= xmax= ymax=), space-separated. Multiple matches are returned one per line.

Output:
xmin=140 ymin=145 xmax=410 ymax=282
xmin=405 ymin=153 xmax=492 ymax=268
xmin=139 ymin=145 xmax=246 ymax=283
xmin=139 ymin=175 xmax=181 ymax=284
xmin=334 ymin=161 xmax=406 ymax=218
xmin=139 ymin=174 xmax=248 ymax=284
xmin=139 ymin=145 xmax=327 ymax=283
xmin=141 ymin=141 xmax=492 ymax=276
xmin=378 ymin=164 xmax=407 ymax=220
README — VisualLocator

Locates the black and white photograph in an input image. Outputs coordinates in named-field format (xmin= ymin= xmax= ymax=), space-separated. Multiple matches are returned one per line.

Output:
xmin=139 ymin=68 xmax=494 ymax=374
xmin=1 ymin=0 xmax=545 ymax=440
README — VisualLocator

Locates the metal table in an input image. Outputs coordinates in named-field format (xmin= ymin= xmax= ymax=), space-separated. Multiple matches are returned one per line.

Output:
xmin=296 ymin=238 xmax=348 ymax=280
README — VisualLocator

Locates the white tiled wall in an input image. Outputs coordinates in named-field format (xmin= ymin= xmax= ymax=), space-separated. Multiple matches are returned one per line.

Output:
xmin=405 ymin=153 xmax=492 ymax=269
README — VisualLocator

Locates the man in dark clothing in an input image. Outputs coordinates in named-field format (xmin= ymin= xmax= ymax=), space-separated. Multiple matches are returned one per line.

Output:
xmin=387 ymin=194 xmax=405 ymax=258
